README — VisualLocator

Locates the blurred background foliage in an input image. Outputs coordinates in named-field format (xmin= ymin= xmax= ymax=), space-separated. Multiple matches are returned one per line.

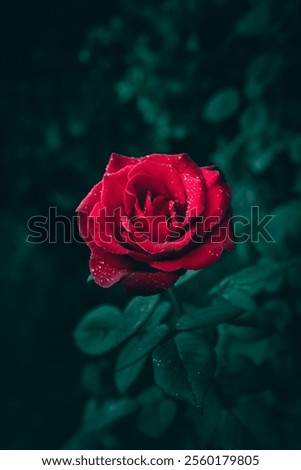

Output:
xmin=1 ymin=0 xmax=301 ymax=449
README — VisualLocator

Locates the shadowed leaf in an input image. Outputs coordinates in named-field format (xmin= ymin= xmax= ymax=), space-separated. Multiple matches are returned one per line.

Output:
xmin=115 ymin=356 xmax=148 ymax=394
xmin=74 ymin=295 xmax=160 ymax=356
xmin=136 ymin=387 xmax=177 ymax=438
xmin=176 ymin=304 xmax=243 ymax=330
xmin=152 ymin=332 xmax=216 ymax=409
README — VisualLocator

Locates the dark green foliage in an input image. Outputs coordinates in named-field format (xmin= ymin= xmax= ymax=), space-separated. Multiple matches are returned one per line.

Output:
xmin=81 ymin=397 xmax=137 ymax=434
xmin=152 ymin=332 xmax=216 ymax=410
xmin=175 ymin=304 xmax=243 ymax=330
xmin=115 ymin=355 xmax=148 ymax=394
xmin=65 ymin=398 xmax=137 ymax=449
xmin=202 ymin=88 xmax=241 ymax=123
xmin=144 ymin=300 xmax=171 ymax=328
xmin=74 ymin=305 xmax=123 ymax=355
xmin=74 ymin=295 xmax=159 ymax=355
xmin=115 ymin=324 xmax=170 ymax=393
xmin=174 ymin=270 xmax=201 ymax=287
xmin=116 ymin=324 xmax=169 ymax=370
xmin=136 ymin=387 xmax=177 ymax=439
xmin=2 ymin=0 xmax=301 ymax=451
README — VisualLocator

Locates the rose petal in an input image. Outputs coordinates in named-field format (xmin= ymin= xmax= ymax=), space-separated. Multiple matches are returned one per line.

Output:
xmin=150 ymin=210 xmax=234 ymax=271
xmin=148 ymin=216 xmax=170 ymax=244
xmin=181 ymin=173 xmax=205 ymax=221
xmin=123 ymin=217 xmax=196 ymax=254
xmin=101 ymin=165 xmax=133 ymax=214
xmin=127 ymin=160 xmax=186 ymax=207
xmin=89 ymin=250 xmax=136 ymax=288
xmin=124 ymin=173 xmax=169 ymax=215
xmin=210 ymin=208 xmax=235 ymax=251
xmin=200 ymin=166 xmax=220 ymax=188
xmin=76 ymin=181 xmax=103 ymax=241
xmin=77 ymin=212 xmax=91 ymax=242
xmin=88 ymin=202 xmax=130 ymax=255
xmin=151 ymin=195 xmax=170 ymax=216
xmin=144 ymin=191 xmax=153 ymax=214
xmin=145 ymin=153 xmax=201 ymax=179
xmin=200 ymin=167 xmax=232 ymax=233
xmin=106 ymin=152 xmax=138 ymax=173
xmin=121 ymin=269 xmax=182 ymax=295
xmin=119 ymin=230 xmax=155 ymax=261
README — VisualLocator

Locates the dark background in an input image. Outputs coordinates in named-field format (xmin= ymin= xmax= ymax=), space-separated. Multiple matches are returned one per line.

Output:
xmin=1 ymin=0 xmax=301 ymax=449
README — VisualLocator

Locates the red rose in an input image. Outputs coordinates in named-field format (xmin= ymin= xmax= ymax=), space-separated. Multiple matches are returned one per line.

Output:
xmin=76 ymin=153 xmax=234 ymax=295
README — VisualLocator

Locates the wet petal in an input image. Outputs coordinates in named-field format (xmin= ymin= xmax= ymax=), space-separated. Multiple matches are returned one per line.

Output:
xmin=181 ymin=172 xmax=205 ymax=221
xmin=145 ymin=153 xmax=201 ymax=179
xmin=106 ymin=152 xmax=138 ymax=173
xmin=200 ymin=166 xmax=220 ymax=187
xmin=122 ymin=269 xmax=182 ymax=295
xmin=124 ymin=218 xmax=196 ymax=255
xmin=77 ymin=211 xmax=91 ymax=242
xmin=76 ymin=181 xmax=103 ymax=242
xmin=88 ymin=202 xmax=130 ymax=255
xmin=150 ymin=210 xmax=234 ymax=271
xmin=101 ymin=165 xmax=132 ymax=214
xmin=200 ymin=167 xmax=232 ymax=233
xmin=89 ymin=250 xmax=136 ymax=288
xmin=124 ymin=173 xmax=169 ymax=215
xmin=127 ymin=160 xmax=186 ymax=207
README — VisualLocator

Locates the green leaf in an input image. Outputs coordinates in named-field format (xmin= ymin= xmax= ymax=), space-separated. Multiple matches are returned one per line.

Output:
xmin=259 ymin=300 xmax=290 ymax=332
xmin=74 ymin=295 xmax=160 ymax=356
xmin=143 ymin=301 xmax=171 ymax=329
xmin=247 ymin=145 xmax=278 ymax=174
xmin=86 ymin=274 xmax=93 ymax=283
xmin=152 ymin=332 xmax=216 ymax=409
xmin=217 ymin=325 xmax=280 ymax=367
xmin=202 ymin=88 xmax=240 ymax=123
xmin=220 ymin=287 xmax=256 ymax=311
xmin=233 ymin=399 xmax=282 ymax=449
xmin=137 ymin=385 xmax=163 ymax=404
xmin=225 ymin=322 xmax=265 ymax=342
xmin=81 ymin=398 xmax=137 ymax=433
xmin=245 ymin=53 xmax=282 ymax=99
xmin=239 ymin=102 xmax=268 ymax=137
xmin=136 ymin=387 xmax=177 ymax=438
xmin=73 ymin=305 xmax=123 ymax=355
xmin=220 ymin=409 xmax=257 ymax=450
xmin=265 ymin=274 xmax=283 ymax=293
xmin=256 ymin=201 xmax=301 ymax=259
xmin=175 ymin=304 xmax=243 ymax=330
xmin=210 ymin=262 xmax=287 ymax=298
xmin=115 ymin=321 xmax=170 ymax=394
xmin=216 ymin=355 xmax=274 ymax=399
xmin=174 ymin=270 xmax=201 ymax=287
xmin=116 ymin=324 xmax=169 ymax=370
xmin=115 ymin=356 xmax=148 ymax=394
xmin=236 ymin=1 xmax=270 ymax=36
xmin=229 ymin=309 xmax=258 ymax=328
xmin=122 ymin=295 xmax=160 ymax=335
xmin=194 ymin=389 xmax=221 ymax=449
